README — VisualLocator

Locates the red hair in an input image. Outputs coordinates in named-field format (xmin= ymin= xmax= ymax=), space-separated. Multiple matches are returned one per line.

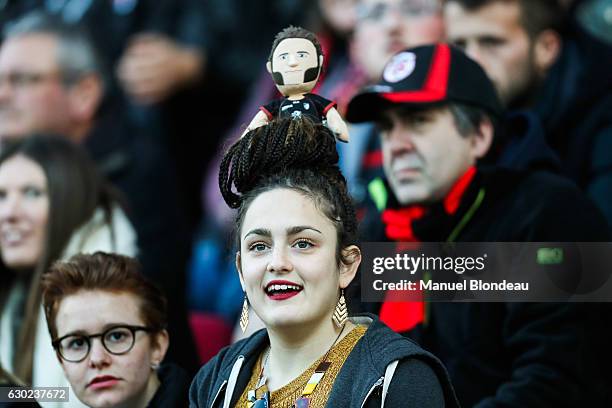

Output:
xmin=42 ymin=252 xmax=167 ymax=340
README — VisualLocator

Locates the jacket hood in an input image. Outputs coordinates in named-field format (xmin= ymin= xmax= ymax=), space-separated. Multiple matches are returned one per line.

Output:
xmin=327 ymin=315 xmax=458 ymax=407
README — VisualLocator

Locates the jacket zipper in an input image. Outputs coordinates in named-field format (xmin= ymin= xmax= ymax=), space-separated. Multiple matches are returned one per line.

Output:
xmin=360 ymin=376 xmax=384 ymax=408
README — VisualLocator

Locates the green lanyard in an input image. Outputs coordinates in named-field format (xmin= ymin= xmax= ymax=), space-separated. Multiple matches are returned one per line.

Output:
xmin=424 ymin=188 xmax=486 ymax=326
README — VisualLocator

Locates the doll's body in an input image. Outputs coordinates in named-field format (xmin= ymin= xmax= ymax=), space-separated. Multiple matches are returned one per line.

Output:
xmin=261 ymin=93 xmax=335 ymax=122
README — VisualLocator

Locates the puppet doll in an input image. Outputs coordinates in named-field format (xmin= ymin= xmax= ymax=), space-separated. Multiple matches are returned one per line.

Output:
xmin=242 ymin=26 xmax=349 ymax=142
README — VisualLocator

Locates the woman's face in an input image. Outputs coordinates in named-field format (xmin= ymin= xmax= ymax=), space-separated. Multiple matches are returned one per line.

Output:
xmin=55 ymin=290 xmax=168 ymax=408
xmin=238 ymin=188 xmax=359 ymax=331
xmin=0 ymin=155 xmax=49 ymax=269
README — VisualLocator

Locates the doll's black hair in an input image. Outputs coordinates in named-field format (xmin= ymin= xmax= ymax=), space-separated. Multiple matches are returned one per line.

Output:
xmin=268 ymin=25 xmax=323 ymax=62
xmin=219 ymin=117 xmax=358 ymax=266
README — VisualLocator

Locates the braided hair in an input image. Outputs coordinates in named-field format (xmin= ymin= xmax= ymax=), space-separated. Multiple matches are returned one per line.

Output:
xmin=219 ymin=117 xmax=358 ymax=265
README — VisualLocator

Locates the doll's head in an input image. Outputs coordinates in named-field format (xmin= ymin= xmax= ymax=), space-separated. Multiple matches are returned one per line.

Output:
xmin=267 ymin=26 xmax=324 ymax=97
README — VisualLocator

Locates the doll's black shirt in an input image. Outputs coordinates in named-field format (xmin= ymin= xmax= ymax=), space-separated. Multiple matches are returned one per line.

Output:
xmin=261 ymin=93 xmax=336 ymax=123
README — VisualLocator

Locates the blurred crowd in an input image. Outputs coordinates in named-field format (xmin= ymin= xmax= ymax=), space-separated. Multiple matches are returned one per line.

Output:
xmin=0 ymin=0 xmax=611 ymax=407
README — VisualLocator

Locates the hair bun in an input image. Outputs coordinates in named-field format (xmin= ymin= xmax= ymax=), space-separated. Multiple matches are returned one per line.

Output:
xmin=219 ymin=117 xmax=340 ymax=208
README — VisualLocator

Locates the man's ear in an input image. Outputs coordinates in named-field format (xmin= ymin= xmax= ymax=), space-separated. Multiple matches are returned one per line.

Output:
xmin=533 ymin=29 xmax=561 ymax=77
xmin=266 ymin=61 xmax=272 ymax=74
xmin=236 ymin=251 xmax=246 ymax=291
xmin=339 ymin=245 xmax=361 ymax=289
xmin=470 ymin=116 xmax=494 ymax=159
xmin=68 ymin=74 xmax=103 ymax=125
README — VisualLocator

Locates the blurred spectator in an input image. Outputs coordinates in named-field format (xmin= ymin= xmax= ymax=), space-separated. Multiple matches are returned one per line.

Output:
xmin=0 ymin=13 xmax=103 ymax=143
xmin=444 ymin=0 xmax=612 ymax=231
xmin=444 ymin=0 xmax=562 ymax=109
xmin=0 ymin=136 xmax=136 ymax=406
xmin=42 ymin=252 xmax=190 ymax=408
xmin=340 ymin=0 xmax=445 ymax=228
xmin=352 ymin=0 xmax=444 ymax=81
xmin=0 ymin=12 xmax=196 ymax=374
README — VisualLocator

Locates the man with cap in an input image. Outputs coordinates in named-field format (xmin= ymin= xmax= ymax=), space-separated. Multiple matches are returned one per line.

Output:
xmin=346 ymin=43 xmax=611 ymax=407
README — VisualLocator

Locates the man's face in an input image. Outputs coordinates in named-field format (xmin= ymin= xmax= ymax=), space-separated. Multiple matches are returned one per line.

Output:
xmin=444 ymin=1 xmax=538 ymax=107
xmin=268 ymin=38 xmax=321 ymax=96
xmin=380 ymin=106 xmax=478 ymax=205
xmin=353 ymin=0 xmax=444 ymax=81
xmin=0 ymin=34 xmax=74 ymax=139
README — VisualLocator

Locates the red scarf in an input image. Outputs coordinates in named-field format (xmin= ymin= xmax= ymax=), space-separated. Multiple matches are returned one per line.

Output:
xmin=379 ymin=166 xmax=476 ymax=332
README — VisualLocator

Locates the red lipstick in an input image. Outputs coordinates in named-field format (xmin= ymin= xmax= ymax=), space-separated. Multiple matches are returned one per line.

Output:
xmin=265 ymin=280 xmax=303 ymax=301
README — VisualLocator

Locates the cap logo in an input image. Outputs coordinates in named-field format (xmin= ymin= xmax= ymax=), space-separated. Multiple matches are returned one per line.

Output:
xmin=383 ymin=52 xmax=416 ymax=83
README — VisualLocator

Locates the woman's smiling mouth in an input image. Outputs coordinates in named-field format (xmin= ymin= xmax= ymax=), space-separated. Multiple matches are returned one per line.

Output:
xmin=265 ymin=280 xmax=304 ymax=300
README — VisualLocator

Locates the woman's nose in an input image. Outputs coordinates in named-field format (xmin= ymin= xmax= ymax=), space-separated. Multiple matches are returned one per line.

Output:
xmin=88 ymin=338 xmax=112 ymax=368
xmin=267 ymin=247 xmax=293 ymax=273
xmin=0 ymin=192 xmax=22 ymax=221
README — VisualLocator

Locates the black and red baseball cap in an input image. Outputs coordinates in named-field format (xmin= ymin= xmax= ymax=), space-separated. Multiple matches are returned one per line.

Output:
xmin=346 ymin=43 xmax=503 ymax=123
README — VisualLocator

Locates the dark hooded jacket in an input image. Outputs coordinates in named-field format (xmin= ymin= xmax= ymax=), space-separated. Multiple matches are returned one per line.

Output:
xmin=189 ymin=315 xmax=459 ymax=408
xmin=534 ymin=21 xmax=612 ymax=232
xmin=360 ymin=164 xmax=611 ymax=407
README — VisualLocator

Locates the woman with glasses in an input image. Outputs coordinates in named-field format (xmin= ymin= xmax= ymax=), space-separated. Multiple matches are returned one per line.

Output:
xmin=42 ymin=252 xmax=190 ymax=408
xmin=0 ymin=136 xmax=136 ymax=405
xmin=190 ymin=118 xmax=458 ymax=407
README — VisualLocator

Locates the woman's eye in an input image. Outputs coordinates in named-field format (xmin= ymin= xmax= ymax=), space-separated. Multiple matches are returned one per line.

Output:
xmin=249 ymin=242 xmax=269 ymax=252
xmin=106 ymin=329 xmax=129 ymax=343
xmin=23 ymin=186 xmax=44 ymax=198
xmin=67 ymin=337 xmax=87 ymax=350
xmin=293 ymin=239 xmax=314 ymax=249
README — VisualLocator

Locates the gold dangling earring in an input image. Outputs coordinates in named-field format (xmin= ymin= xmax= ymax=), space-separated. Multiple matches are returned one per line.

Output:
xmin=332 ymin=289 xmax=348 ymax=327
xmin=240 ymin=293 xmax=250 ymax=333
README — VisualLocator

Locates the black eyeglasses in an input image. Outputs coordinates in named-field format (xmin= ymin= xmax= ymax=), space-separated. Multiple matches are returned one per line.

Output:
xmin=52 ymin=325 xmax=156 ymax=363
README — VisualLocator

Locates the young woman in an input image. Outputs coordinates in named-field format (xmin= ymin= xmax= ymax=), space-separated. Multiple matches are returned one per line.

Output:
xmin=190 ymin=118 xmax=458 ymax=407
xmin=0 ymin=136 xmax=136 ymax=404
xmin=41 ymin=252 xmax=190 ymax=408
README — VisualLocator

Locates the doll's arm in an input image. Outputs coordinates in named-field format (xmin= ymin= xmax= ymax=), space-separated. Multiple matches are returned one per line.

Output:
xmin=241 ymin=110 xmax=270 ymax=138
xmin=325 ymin=107 xmax=350 ymax=142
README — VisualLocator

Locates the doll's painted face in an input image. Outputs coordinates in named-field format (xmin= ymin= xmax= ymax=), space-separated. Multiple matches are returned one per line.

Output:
xmin=268 ymin=38 xmax=322 ymax=96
